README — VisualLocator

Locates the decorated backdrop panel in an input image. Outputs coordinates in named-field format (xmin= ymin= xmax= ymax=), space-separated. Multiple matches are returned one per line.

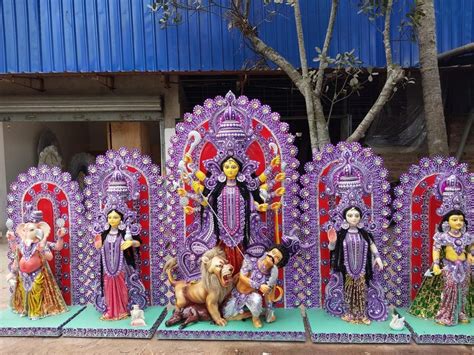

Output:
xmin=299 ymin=142 xmax=392 ymax=308
xmin=82 ymin=148 xmax=169 ymax=306
xmin=166 ymin=91 xmax=302 ymax=307
xmin=6 ymin=165 xmax=85 ymax=305
xmin=393 ymin=156 xmax=473 ymax=306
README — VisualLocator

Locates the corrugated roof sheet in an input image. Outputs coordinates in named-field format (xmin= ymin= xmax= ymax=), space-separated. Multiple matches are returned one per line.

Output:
xmin=0 ymin=0 xmax=472 ymax=74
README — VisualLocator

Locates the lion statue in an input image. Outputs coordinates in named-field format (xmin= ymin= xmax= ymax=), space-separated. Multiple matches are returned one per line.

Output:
xmin=164 ymin=247 xmax=235 ymax=327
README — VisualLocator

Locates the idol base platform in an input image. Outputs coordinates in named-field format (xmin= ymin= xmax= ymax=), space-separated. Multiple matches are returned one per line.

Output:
xmin=307 ymin=308 xmax=411 ymax=344
xmin=157 ymin=308 xmax=306 ymax=341
xmin=62 ymin=305 xmax=166 ymax=339
xmin=397 ymin=309 xmax=473 ymax=345
xmin=0 ymin=305 xmax=84 ymax=337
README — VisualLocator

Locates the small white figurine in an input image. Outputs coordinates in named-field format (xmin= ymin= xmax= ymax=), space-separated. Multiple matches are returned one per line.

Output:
xmin=130 ymin=304 xmax=146 ymax=327
xmin=389 ymin=313 xmax=406 ymax=331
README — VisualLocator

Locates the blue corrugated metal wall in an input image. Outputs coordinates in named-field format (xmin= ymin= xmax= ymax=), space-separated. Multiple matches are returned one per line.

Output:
xmin=0 ymin=0 xmax=472 ymax=74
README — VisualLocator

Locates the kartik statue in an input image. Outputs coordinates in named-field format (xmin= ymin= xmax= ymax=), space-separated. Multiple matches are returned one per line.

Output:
xmin=6 ymin=210 xmax=68 ymax=320
xmin=432 ymin=210 xmax=472 ymax=325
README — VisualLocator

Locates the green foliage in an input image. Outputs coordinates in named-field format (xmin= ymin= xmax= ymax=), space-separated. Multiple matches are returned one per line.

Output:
xmin=149 ymin=0 xmax=205 ymax=28
xmin=357 ymin=0 xmax=389 ymax=21
xmin=398 ymin=2 xmax=426 ymax=41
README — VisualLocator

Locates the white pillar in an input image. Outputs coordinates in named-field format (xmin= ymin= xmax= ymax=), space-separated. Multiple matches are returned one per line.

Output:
xmin=162 ymin=75 xmax=180 ymax=175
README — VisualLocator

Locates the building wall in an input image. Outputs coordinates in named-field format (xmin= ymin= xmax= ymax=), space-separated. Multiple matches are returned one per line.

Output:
xmin=1 ymin=0 xmax=472 ymax=73
xmin=3 ymin=121 xmax=87 ymax=185
xmin=0 ymin=74 xmax=179 ymax=232
xmin=373 ymin=114 xmax=474 ymax=182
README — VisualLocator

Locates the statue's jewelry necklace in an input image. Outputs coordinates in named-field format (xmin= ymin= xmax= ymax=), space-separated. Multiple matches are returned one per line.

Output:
xmin=21 ymin=242 xmax=38 ymax=261
xmin=107 ymin=229 xmax=118 ymax=243
xmin=446 ymin=230 xmax=466 ymax=253
xmin=103 ymin=229 xmax=123 ymax=276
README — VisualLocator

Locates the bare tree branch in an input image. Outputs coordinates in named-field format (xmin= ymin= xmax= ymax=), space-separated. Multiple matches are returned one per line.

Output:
xmin=229 ymin=9 xmax=305 ymax=89
xmin=383 ymin=0 xmax=393 ymax=67
xmin=314 ymin=0 xmax=339 ymax=98
xmin=347 ymin=0 xmax=405 ymax=142
xmin=293 ymin=0 xmax=309 ymax=80
xmin=347 ymin=68 xmax=404 ymax=142
xmin=293 ymin=0 xmax=323 ymax=149
xmin=417 ymin=0 xmax=449 ymax=155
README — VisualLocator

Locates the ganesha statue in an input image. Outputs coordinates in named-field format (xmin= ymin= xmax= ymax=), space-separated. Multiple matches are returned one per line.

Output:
xmin=6 ymin=210 xmax=68 ymax=320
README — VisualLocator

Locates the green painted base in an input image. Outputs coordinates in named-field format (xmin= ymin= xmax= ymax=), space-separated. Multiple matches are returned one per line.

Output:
xmin=307 ymin=308 xmax=411 ymax=343
xmin=0 ymin=305 xmax=84 ymax=337
xmin=397 ymin=309 xmax=473 ymax=345
xmin=157 ymin=308 xmax=306 ymax=341
xmin=62 ymin=305 xmax=167 ymax=339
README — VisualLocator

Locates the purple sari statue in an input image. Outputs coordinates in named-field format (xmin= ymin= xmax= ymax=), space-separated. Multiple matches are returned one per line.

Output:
xmin=323 ymin=161 xmax=388 ymax=324
xmin=92 ymin=166 xmax=147 ymax=320
xmin=325 ymin=207 xmax=387 ymax=324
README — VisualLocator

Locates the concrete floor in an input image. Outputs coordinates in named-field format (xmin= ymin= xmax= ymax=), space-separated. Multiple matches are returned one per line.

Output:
xmin=0 ymin=239 xmax=472 ymax=354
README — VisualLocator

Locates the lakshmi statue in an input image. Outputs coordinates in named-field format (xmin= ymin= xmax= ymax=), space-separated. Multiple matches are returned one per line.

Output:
xmin=324 ymin=161 xmax=388 ymax=323
xmin=93 ymin=168 xmax=147 ymax=320
xmin=6 ymin=210 xmax=68 ymax=320
xmin=409 ymin=176 xmax=473 ymax=325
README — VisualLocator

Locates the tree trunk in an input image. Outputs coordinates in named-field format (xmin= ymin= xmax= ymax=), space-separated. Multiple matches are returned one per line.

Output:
xmin=293 ymin=0 xmax=321 ymax=150
xmin=313 ymin=95 xmax=331 ymax=147
xmin=417 ymin=0 xmax=449 ymax=156
xmin=312 ymin=0 xmax=339 ymax=150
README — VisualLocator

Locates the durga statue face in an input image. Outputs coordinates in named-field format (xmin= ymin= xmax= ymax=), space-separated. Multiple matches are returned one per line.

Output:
xmin=222 ymin=158 xmax=239 ymax=180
